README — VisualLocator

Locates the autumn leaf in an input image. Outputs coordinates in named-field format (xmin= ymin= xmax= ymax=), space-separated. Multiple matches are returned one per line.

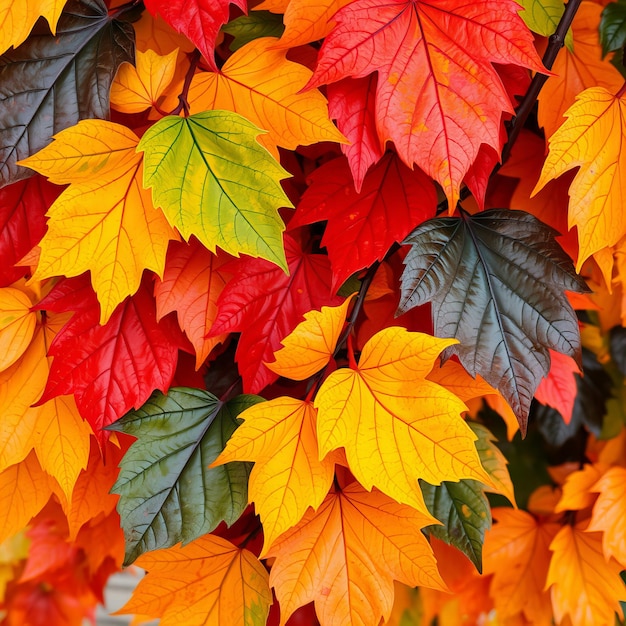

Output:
xmin=210 ymin=234 xmax=341 ymax=393
xmin=110 ymin=48 xmax=179 ymax=114
xmin=118 ymin=534 xmax=272 ymax=626
xmin=143 ymin=0 xmax=245 ymax=72
xmin=0 ymin=287 xmax=37 ymax=372
xmin=138 ymin=111 xmax=291 ymax=271
xmin=188 ymin=37 xmax=346 ymax=159
xmin=535 ymin=350 xmax=580 ymax=424
xmin=289 ymin=153 xmax=436 ymax=289
xmin=266 ymin=296 xmax=354 ymax=380
xmin=213 ymin=398 xmax=339 ymax=554
xmin=20 ymin=120 xmax=178 ymax=324
xmin=154 ymin=240 xmax=230 ymax=369
xmin=268 ymin=482 xmax=445 ymax=626
xmin=547 ymin=524 xmax=626 ymax=626
xmin=516 ymin=0 xmax=572 ymax=48
xmin=109 ymin=389 xmax=259 ymax=565
xmin=483 ymin=508 xmax=559 ymax=626
xmin=398 ymin=209 xmax=587 ymax=433
xmin=315 ymin=327 xmax=490 ymax=513
xmin=221 ymin=12 xmax=285 ymax=52
xmin=0 ymin=0 xmax=136 ymax=188
xmin=535 ymin=86 xmax=626 ymax=272
xmin=304 ymin=0 xmax=544 ymax=208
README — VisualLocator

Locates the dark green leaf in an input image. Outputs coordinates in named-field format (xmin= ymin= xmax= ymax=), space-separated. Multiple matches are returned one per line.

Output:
xmin=0 ymin=0 xmax=136 ymax=188
xmin=397 ymin=209 xmax=587 ymax=435
xmin=421 ymin=479 xmax=491 ymax=572
xmin=108 ymin=388 xmax=262 ymax=566
xmin=222 ymin=12 xmax=285 ymax=51
xmin=600 ymin=0 xmax=626 ymax=56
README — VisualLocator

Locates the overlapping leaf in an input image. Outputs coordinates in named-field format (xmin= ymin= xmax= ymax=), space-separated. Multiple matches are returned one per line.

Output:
xmin=0 ymin=287 xmax=37 ymax=372
xmin=517 ymin=0 xmax=572 ymax=47
xmin=535 ymin=350 xmax=580 ymax=424
xmin=304 ymin=0 xmax=544 ymax=207
xmin=398 ymin=209 xmax=588 ymax=433
xmin=289 ymin=153 xmax=436 ymax=289
xmin=0 ymin=0 xmax=136 ymax=188
xmin=267 ymin=482 xmax=445 ymax=626
xmin=109 ymin=389 xmax=259 ymax=565
xmin=221 ymin=12 xmax=285 ymax=51
xmin=118 ymin=534 xmax=272 ymax=626
xmin=188 ymin=37 xmax=346 ymax=159
xmin=138 ymin=111 xmax=291 ymax=270
xmin=21 ymin=120 xmax=178 ymax=324
xmin=315 ymin=327 xmax=490 ymax=513
xmin=600 ymin=0 xmax=626 ymax=55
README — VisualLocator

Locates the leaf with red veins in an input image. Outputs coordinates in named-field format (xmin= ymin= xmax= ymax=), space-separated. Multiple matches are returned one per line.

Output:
xmin=35 ymin=275 xmax=184 ymax=442
xmin=0 ymin=176 xmax=60 ymax=287
xmin=290 ymin=153 xmax=436 ymax=290
xmin=304 ymin=0 xmax=544 ymax=209
xmin=210 ymin=234 xmax=341 ymax=393
xmin=327 ymin=75 xmax=383 ymax=192
xmin=144 ymin=0 xmax=246 ymax=72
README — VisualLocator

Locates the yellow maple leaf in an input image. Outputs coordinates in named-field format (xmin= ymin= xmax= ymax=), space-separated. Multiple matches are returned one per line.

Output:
xmin=0 ymin=0 xmax=67 ymax=55
xmin=546 ymin=524 xmax=626 ymax=626
xmin=0 ymin=287 xmax=37 ymax=372
xmin=315 ymin=327 xmax=490 ymax=513
xmin=213 ymin=398 xmax=339 ymax=554
xmin=266 ymin=295 xmax=354 ymax=380
xmin=19 ymin=120 xmax=178 ymax=323
xmin=188 ymin=37 xmax=346 ymax=159
xmin=554 ymin=462 xmax=607 ymax=513
xmin=110 ymin=48 xmax=179 ymax=114
xmin=534 ymin=86 xmax=626 ymax=272
xmin=118 ymin=534 xmax=272 ymax=626
xmin=267 ymin=482 xmax=446 ymax=626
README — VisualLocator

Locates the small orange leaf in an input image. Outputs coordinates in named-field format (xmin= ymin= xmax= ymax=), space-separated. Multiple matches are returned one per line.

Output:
xmin=554 ymin=463 xmax=607 ymax=513
xmin=266 ymin=295 xmax=354 ymax=380
xmin=267 ymin=482 xmax=445 ymax=626
xmin=0 ymin=287 xmax=36 ymax=372
xmin=117 ymin=534 xmax=271 ymax=626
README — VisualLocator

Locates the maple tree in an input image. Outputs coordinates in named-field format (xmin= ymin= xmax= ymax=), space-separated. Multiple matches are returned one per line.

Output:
xmin=2 ymin=0 xmax=626 ymax=624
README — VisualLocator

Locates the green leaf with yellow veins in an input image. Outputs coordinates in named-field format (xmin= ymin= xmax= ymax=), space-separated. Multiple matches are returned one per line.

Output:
xmin=137 ymin=111 xmax=291 ymax=271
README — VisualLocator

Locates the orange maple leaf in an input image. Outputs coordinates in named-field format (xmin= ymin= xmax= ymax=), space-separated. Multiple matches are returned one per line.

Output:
xmin=267 ymin=481 xmax=445 ymax=626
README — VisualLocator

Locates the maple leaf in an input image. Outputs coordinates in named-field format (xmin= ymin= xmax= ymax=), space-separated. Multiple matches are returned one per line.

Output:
xmin=109 ymin=389 xmax=259 ymax=565
xmin=0 ymin=287 xmax=37 ymax=372
xmin=0 ymin=0 xmax=68 ymax=54
xmin=266 ymin=296 xmax=354 ymax=380
xmin=0 ymin=0 xmax=136 ymax=188
xmin=213 ymin=398 xmax=339 ymax=554
xmin=289 ymin=153 xmax=436 ymax=289
xmin=154 ymin=240 xmax=230 ymax=369
xmin=210 ymin=234 xmax=341 ymax=393
xmin=143 ymin=0 xmax=246 ymax=72
xmin=534 ymin=350 xmax=580 ymax=424
xmin=188 ymin=37 xmax=346 ymax=159
xmin=327 ymin=75 xmax=383 ymax=191
xmin=304 ymin=0 xmax=544 ymax=208
xmin=483 ymin=508 xmax=559 ymax=625
xmin=267 ymin=482 xmax=446 ymax=626
xmin=35 ymin=275 xmax=183 ymax=440
xmin=20 ymin=120 xmax=178 ymax=324
xmin=118 ymin=534 xmax=272 ymax=626
xmin=315 ymin=326 xmax=490 ymax=513
xmin=138 ymin=111 xmax=291 ymax=271
xmin=110 ymin=48 xmax=179 ymax=114
xmin=546 ymin=525 xmax=626 ymax=626
xmin=535 ymin=86 xmax=626 ymax=272
xmin=398 ymin=209 xmax=588 ymax=433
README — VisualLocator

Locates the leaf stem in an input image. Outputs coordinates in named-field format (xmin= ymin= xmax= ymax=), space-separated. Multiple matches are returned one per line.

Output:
xmin=169 ymin=49 xmax=202 ymax=117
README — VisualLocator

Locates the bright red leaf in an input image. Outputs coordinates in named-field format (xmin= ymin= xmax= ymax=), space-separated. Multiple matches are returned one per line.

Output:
xmin=534 ymin=350 xmax=580 ymax=424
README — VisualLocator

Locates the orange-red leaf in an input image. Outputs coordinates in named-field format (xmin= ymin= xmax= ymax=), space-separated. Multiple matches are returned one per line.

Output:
xmin=535 ymin=350 xmax=580 ymax=424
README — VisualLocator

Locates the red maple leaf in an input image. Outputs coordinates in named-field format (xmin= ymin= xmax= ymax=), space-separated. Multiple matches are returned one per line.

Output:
xmin=290 ymin=153 xmax=436 ymax=289
xmin=210 ymin=234 xmax=341 ymax=393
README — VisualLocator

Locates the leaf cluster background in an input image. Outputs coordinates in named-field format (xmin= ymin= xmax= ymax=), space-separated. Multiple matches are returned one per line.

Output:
xmin=0 ymin=0 xmax=626 ymax=625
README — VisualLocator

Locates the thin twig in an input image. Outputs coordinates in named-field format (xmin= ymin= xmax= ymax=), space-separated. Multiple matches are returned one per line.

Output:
xmin=169 ymin=49 xmax=202 ymax=117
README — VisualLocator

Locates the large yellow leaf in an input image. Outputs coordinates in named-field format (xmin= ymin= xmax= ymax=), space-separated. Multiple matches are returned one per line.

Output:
xmin=534 ymin=86 xmax=626 ymax=271
xmin=266 ymin=296 xmax=354 ymax=380
xmin=546 ymin=525 xmax=626 ymax=626
xmin=213 ymin=398 xmax=338 ymax=554
xmin=20 ymin=120 xmax=178 ymax=323
xmin=0 ymin=0 xmax=67 ymax=55
xmin=110 ymin=48 xmax=179 ymax=114
xmin=188 ymin=37 xmax=346 ymax=159
xmin=118 ymin=534 xmax=272 ymax=626
xmin=315 ymin=327 xmax=490 ymax=513
xmin=0 ymin=287 xmax=36 ymax=372
xmin=267 ymin=482 xmax=445 ymax=626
